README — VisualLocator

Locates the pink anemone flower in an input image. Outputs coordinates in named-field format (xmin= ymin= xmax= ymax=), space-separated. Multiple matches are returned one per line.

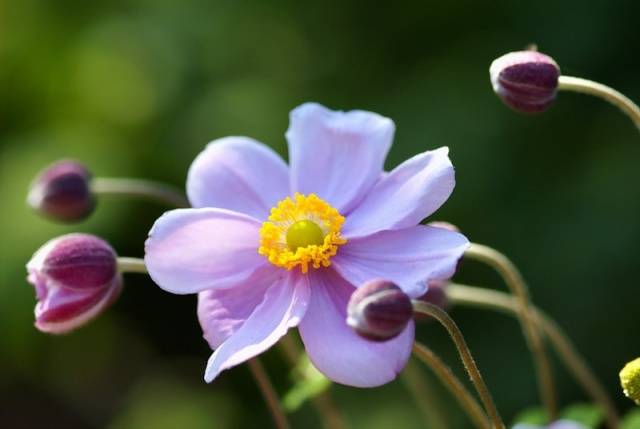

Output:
xmin=144 ymin=103 xmax=469 ymax=387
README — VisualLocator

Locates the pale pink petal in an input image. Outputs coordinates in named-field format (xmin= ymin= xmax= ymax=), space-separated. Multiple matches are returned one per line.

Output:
xmin=197 ymin=266 xmax=281 ymax=349
xmin=286 ymin=103 xmax=394 ymax=213
xmin=144 ymin=208 xmax=265 ymax=294
xmin=186 ymin=137 xmax=289 ymax=219
xmin=333 ymin=225 xmax=468 ymax=297
xmin=204 ymin=272 xmax=310 ymax=382
xmin=342 ymin=147 xmax=454 ymax=238
xmin=35 ymin=277 xmax=122 ymax=334
xmin=299 ymin=269 xmax=414 ymax=387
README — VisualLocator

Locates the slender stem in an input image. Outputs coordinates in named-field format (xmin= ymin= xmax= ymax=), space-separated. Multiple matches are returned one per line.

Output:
xmin=279 ymin=335 xmax=347 ymax=429
xmin=411 ymin=344 xmax=489 ymax=429
xmin=412 ymin=301 xmax=505 ymax=429
xmin=92 ymin=177 xmax=190 ymax=208
xmin=465 ymin=243 xmax=558 ymax=420
xmin=247 ymin=358 xmax=290 ymax=429
xmin=558 ymin=75 xmax=640 ymax=131
xmin=447 ymin=283 xmax=620 ymax=429
xmin=117 ymin=257 xmax=148 ymax=274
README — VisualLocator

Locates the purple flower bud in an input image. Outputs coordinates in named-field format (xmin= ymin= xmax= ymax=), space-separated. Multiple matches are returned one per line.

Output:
xmin=27 ymin=160 xmax=95 ymax=222
xmin=347 ymin=280 xmax=413 ymax=342
xmin=490 ymin=50 xmax=560 ymax=114
xmin=26 ymin=233 xmax=122 ymax=334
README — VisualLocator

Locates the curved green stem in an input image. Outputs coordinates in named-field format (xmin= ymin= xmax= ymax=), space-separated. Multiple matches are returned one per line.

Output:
xmin=447 ymin=283 xmax=620 ymax=429
xmin=247 ymin=358 xmax=290 ymax=429
xmin=92 ymin=177 xmax=189 ymax=208
xmin=465 ymin=243 xmax=558 ymax=421
xmin=558 ymin=75 xmax=640 ymax=131
xmin=412 ymin=343 xmax=490 ymax=429
xmin=412 ymin=301 xmax=505 ymax=429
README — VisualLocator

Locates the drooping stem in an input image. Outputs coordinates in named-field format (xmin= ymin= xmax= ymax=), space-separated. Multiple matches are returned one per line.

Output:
xmin=558 ymin=76 xmax=640 ymax=131
xmin=247 ymin=358 xmax=291 ymax=429
xmin=279 ymin=335 xmax=347 ymax=429
xmin=412 ymin=301 xmax=505 ymax=429
xmin=411 ymin=343 xmax=490 ymax=429
xmin=117 ymin=257 xmax=148 ymax=274
xmin=92 ymin=178 xmax=190 ymax=208
xmin=465 ymin=243 xmax=558 ymax=420
xmin=401 ymin=358 xmax=450 ymax=429
xmin=447 ymin=283 xmax=620 ymax=429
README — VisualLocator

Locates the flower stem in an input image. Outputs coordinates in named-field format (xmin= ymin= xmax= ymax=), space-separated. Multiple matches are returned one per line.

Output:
xmin=117 ymin=257 xmax=148 ymax=274
xmin=411 ymin=343 xmax=490 ymax=429
xmin=279 ymin=335 xmax=348 ymax=429
xmin=412 ymin=301 xmax=505 ymax=429
xmin=558 ymin=75 xmax=640 ymax=131
xmin=447 ymin=283 xmax=620 ymax=429
xmin=92 ymin=178 xmax=190 ymax=208
xmin=465 ymin=243 xmax=557 ymax=421
xmin=247 ymin=358 xmax=291 ymax=429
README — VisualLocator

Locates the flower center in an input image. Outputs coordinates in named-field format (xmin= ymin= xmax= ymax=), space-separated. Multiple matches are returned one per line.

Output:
xmin=259 ymin=193 xmax=347 ymax=273
xmin=286 ymin=220 xmax=325 ymax=250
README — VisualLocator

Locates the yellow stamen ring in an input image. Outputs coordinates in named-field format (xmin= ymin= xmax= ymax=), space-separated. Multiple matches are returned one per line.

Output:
xmin=258 ymin=193 xmax=347 ymax=273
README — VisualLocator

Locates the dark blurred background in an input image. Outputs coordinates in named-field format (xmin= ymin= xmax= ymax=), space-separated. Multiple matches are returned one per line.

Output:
xmin=2 ymin=0 xmax=640 ymax=428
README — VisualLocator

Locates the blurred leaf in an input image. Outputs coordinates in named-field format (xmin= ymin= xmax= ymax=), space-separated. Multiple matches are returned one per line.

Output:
xmin=109 ymin=371 xmax=237 ymax=429
xmin=283 ymin=354 xmax=331 ymax=412
xmin=622 ymin=409 xmax=640 ymax=429
xmin=560 ymin=403 xmax=603 ymax=428
xmin=512 ymin=406 xmax=547 ymax=425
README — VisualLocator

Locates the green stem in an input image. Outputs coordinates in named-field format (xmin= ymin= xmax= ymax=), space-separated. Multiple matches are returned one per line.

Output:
xmin=247 ymin=358 xmax=290 ymax=429
xmin=412 ymin=301 xmax=505 ymax=429
xmin=411 ymin=343 xmax=490 ymax=429
xmin=558 ymin=75 xmax=640 ymax=131
xmin=447 ymin=283 xmax=620 ymax=429
xmin=465 ymin=243 xmax=558 ymax=421
xmin=117 ymin=257 xmax=147 ymax=274
xmin=92 ymin=177 xmax=189 ymax=208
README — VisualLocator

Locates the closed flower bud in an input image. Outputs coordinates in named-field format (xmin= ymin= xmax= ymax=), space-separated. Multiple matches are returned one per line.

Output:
xmin=347 ymin=280 xmax=413 ymax=342
xmin=26 ymin=233 xmax=122 ymax=334
xmin=620 ymin=357 xmax=640 ymax=405
xmin=27 ymin=160 xmax=95 ymax=222
xmin=490 ymin=50 xmax=560 ymax=114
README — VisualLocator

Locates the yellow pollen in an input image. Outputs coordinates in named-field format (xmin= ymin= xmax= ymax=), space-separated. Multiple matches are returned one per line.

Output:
xmin=620 ymin=357 xmax=640 ymax=404
xmin=258 ymin=193 xmax=347 ymax=273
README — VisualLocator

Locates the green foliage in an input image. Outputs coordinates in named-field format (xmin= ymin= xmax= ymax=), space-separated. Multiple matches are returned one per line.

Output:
xmin=560 ymin=403 xmax=604 ymax=428
xmin=283 ymin=354 xmax=331 ymax=411
xmin=622 ymin=409 xmax=640 ymax=429
xmin=512 ymin=406 xmax=547 ymax=425
xmin=2 ymin=0 xmax=640 ymax=427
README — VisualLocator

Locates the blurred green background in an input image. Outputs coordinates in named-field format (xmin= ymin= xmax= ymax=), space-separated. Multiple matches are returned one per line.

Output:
xmin=2 ymin=0 xmax=640 ymax=428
